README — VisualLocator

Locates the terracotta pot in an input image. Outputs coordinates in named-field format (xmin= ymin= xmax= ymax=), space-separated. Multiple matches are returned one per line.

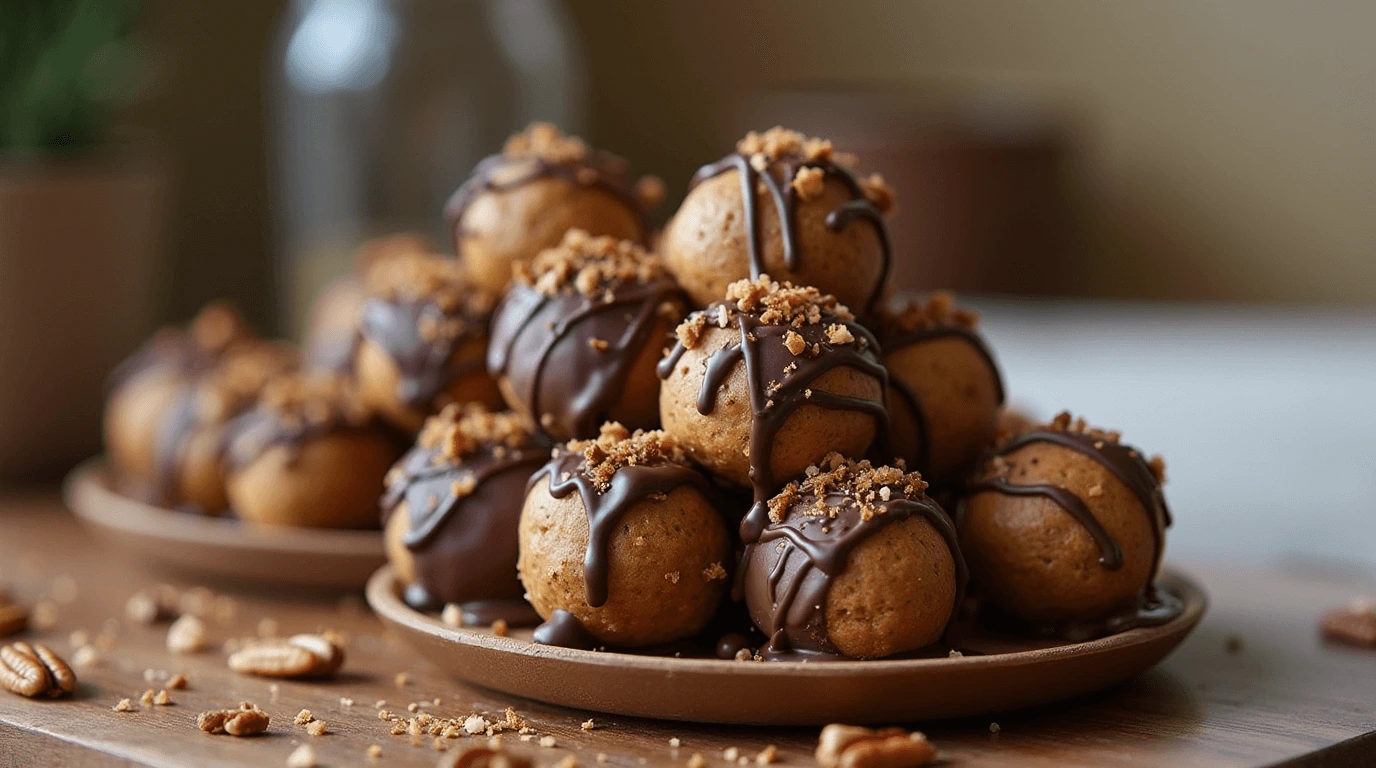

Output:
xmin=0 ymin=153 xmax=166 ymax=481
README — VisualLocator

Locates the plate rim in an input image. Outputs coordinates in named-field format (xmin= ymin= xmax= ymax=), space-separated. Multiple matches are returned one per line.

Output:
xmin=366 ymin=563 xmax=1208 ymax=677
xmin=63 ymin=457 xmax=385 ymax=556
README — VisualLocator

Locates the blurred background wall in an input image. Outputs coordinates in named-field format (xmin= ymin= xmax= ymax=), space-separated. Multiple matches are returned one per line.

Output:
xmin=119 ymin=0 xmax=1376 ymax=336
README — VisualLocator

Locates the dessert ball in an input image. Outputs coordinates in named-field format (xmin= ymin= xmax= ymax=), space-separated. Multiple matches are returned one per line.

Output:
xmin=304 ymin=233 xmax=434 ymax=372
xmin=154 ymin=340 xmax=299 ymax=514
xmin=354 ymin=250 xmax=503 ymax=433
xmin=959 ymin=412 xmax=1171 ymax=627
xmin=517 ymin=424 xmax=730 ymax=647
xmin=382 ymin=404 xmax=546 ymax=609
xmin=742 ymin=455 xmax=964 ymax=659
xmin=487 ymin=229 xmax=687 ymax=441
xmin=444 ymin=123 xmax=660 ymax=296
xmin=104 ymin=302 xmax=253 ymax=491
xmin=660 ymin=127 xmax=895 ymax=315
xmin=657 ymin=277 xmax=887 ymax=542
xmin=875 ymin=292 xmax=1004 ymax=487
xmin=224 ymin=373 xmax=399 ymax=529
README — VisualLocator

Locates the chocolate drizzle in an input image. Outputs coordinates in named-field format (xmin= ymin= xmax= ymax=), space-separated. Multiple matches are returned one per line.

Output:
xmin=380 ymin=436 xmax=546 ymax=608
xmin=360 ymin=298 xmax=485 ymax=409
xmin=966 ymin=429 xmax=1171 ymax=575
xmin=487 ymin=279 xmax=683 ymax=440
xmin=880 ymin=325 xmax=1005 ymax=476
xmin=657 ymin=307 xmax=889 ymax=547
xmin=532 ymin=609 xmax=599 ymax=650
xmin=689 ymin=153 xmax=890 ymax=314
xmin=443 ymin=153 xmax=650 ymax=244
xmin=528 ymin=450 xmax=715 ymax=609
xmin=744 ymin=493 xmax=967 ymax=658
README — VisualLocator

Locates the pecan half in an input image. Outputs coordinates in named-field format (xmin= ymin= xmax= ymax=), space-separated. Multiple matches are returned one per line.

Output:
xmin=198 ymin=702 xmax=270 ymax=736
xmin=227 ymin=634 xmax=344 ymax=679
xmin=816 ymin=724 xmax=937 ymax=768
xmin=0 ymin=642 xmax=76 ymax=698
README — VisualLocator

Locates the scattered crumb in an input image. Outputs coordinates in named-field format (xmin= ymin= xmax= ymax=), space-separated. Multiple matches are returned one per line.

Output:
xmin=558 ymin=757 xmax=578 ymax=768
xmin=286 ymin=744 xmax=316 ymax=768
xmin=582 ymin=719 xmax=596 ymax=731
xmin=670 ymin=738 xmax=682 ymax=749
xmin=394 ymin=672 xmax=409 ymax=687
xmin=724 ymin=747 xmax=740 ymax=761
xmin=113 ymin=698 xmax=134 ymax=713
xmin=664 ymin=572 xmax=681 ymax=584
xmin=492 ymin=619 xmax=510 ymax=637
xmin=948 ymin=649 xmax=964 ymax=658
xmin=366 ymin=744 xmax=382 ymax=760
xmin=168 ymin=674 xmax=188 ymax=690
xmin=307 ymin=720 xmax=328 ymax=737
xmin=442 ymin=604 xmax=463 ymax=627
xmin=295 ymin=709 xmax=314 ymax=725
xmin=154 ymin=689 xmax=172 ymax=706
xmin=757 ymin=745 xmax=778 ymax=764
xmin=989 ymin=722 xmax=1001 ymax=734
xmin=166 ymin=614 xmax=207 ymax=654
xmin=540 ymin=736 xmax=557 ymax=748
xmin=341 ymin=697 xmax=355 ymax=707
xmin=465 ymin=715 xmax=488 ymax=735
xmin=140 ymin=689 xmax=155 ymax=707
xmin=687 ymin=754 xmax=706 ymax=768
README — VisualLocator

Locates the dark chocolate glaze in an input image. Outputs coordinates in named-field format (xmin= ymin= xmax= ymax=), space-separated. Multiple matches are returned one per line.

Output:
xmin=147 ymin=388 xmax=204 ymax=508
xmin=879 ymin=325 xmax=1005 ymax=476
xmin=657 ymin=305 xmax=889 ymax=547
xmin=220 ymin=405 xmax=398 ymax=475
xmin=306 ymin=330 xmax=359 ymax=374
xmin=380 ymin=437 xmax=547 ymax=608
xmin=487 ymin=279 xmax=683 ymax=441
xmin=743 ymin=492 xmax=967 ymax=658
xmin=528 ymin=450 xmax=716 ymax=609
xmin=106 ymin=330 xmax=208 ymax=394
xmin=689 ymin=152 xmax=890 ymax=315
xmin=443 ymin=152 xmax=650 ymax=245
xmin=532 ymin=609 xmax=599 ymax=650
xmin=359 ymin=298 xmax=485 ymax=410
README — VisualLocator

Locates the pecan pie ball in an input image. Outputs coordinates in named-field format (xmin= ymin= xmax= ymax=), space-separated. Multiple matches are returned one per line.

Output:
xmin=353 ymin=250 xmax=503 ymax=433
xmin=444 ymin=123 xmax=659 ymax=296
xmin=660 ymin=127 xmax=895 ymax=315
xmin=959 ymin=413 xmax=1171 ymax=627
xmin=657 ymin=277 xmax=886 ymax=539
xmin=517 ymin=424 xmax=730 ymax=647
xmin=382 ymin=404 xmax=546 ymax=608
xmin=487 ymin=230 xmax=686 ymax=442
xmin=224 ymin=373 xmax=400 ymax=529
xmin=874 ymin=292 xmax=1004 ymax=488
xmin=104 ymin=302 xmax=254 ymax=495
xmin=304 ymin=233 xmax=434 ymax=373
xmin=741 ymin=455 xmax=964 ymax=659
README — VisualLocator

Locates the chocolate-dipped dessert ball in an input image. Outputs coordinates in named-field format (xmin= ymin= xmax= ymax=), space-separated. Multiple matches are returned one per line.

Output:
xmin=657 ymin=276 xmax=888 ymax=543
xmin=875 ymin=292 xmax=1004 ymax=487
xmin=742 ymin=455 xmax=965 ymax=659
xmin=660 ymin=127 xmax=895 ymax=315
xmin=517 ymin=423 xmax=730 ymax=648
xmin=104 ymin=302 xmax=253 ymax=492
xmin=224 ymin=373 xmax=399 ymax=529
xmin=959 ymin=412 xmax=1174 ymax=631
xmin=305 ymin=233 xmax=434 ymax=372
xmin=382 ymin=404 xmax=546 ymax=610
xmin=354 ymin=250 xmax=503 ymax=433
xmin=487 ymin=229 xmax=687 ymax=442
xmin=151 ymin=340 xmax=300 ymax=514
xmin=444 ymin=123 xmax=660 ymax=296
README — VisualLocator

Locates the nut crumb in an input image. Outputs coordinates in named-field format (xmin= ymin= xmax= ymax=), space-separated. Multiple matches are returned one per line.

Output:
xmin=395 ymin=672 xmax=409 ymax=687
xmin=287 ymin=744 xmax=316 ymax=768
xmin=817 ymin=724 xmax=937 ymax=768
xmin=724 ymin=747 xmax=740 ymax=761
xmin=198 ymin=704 xmax=270 ymax=737
xmin=540 ymin=736 xmax=557 ymax=748
xmin=367 ymin=744 xmax=382 ymax=760
xmin=295 ymin=709 xmax=313 ymax=725
xmin=687 ymin=754 xmax=706 ymax=768
xmin=492 ymin=620 xmax=510 ymax=637
xmin=669 ymin=738 xmax=682 ymax=749
xmin=113 ymin=698 xmax=134 ymax=712
xmin=664 ymin=572 xmax=681 ymax=584
xmin=154 ymin=689 xmax=172 ymax=706
xmin=140 ymin=689 xmax=155 ymax=707
xmin=756 ymin=745 xmax=778 ymax=764
xmin=168 ymin=673 xmax=188 ymax=690
xmin=989 ymin=722 xmax=1001 ymax=734
xmin=166 ymin=615 xmax=207 ymax=654
xmin=582 ymin=719 xmax=596 ymax=731
xmin=442 ymin=604 xmax=463 ymax=627
xmin=307 ymin=719 xmax=328 ymax=737
xmin=588 ymin=337 xmax=610 ymax=351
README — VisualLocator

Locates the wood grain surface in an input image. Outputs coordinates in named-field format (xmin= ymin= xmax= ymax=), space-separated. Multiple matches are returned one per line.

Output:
xmin=0 ymin=493 xmax=1373 ymax=768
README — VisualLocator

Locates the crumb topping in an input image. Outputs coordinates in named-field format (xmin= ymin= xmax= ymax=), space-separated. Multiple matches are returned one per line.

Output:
xmin=501 ymin=122 xmax=589 ymax=165
xmin=365 ymin=251 xmax=495 ymax=317
xmin=188 ymin=302 xmax=251 ymax=356
xmin=257 ymin=372 xmax=372 ymax=429
xmin=726 ymin=276 xmax=855 ymax=326
xmin=767 ymin=453 xmax=928 ymax=524
xmin=415 ymin=404 xmax=536 ymax=462
xmin=1035 ymin=411 xmax=1168 ymax=483
xmin=735 ymin=127 xmax=895 ymax=214
xmin=736 ymin=127 xmax=834 ymax=164
xmin=859 ymin=173 xmax=895 ymax=214
xmin=564 ymin=422 xmax=692 ymax=492
xmin=197 ymin=341 xmax=300 ymax=422
xmin=515 ymin=229 xmax=668 ymax=298
xmin=881 ymin=291 xmax=980 ymax=334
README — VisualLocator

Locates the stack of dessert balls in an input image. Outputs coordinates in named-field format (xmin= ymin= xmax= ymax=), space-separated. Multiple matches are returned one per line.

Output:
xmin=104 ymin=123 xmax=1176 ymax=659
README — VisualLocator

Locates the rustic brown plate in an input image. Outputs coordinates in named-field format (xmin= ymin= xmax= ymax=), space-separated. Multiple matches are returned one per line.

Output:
xmin=64 ymin=458 xmax=386 ymax=591
xmin=368 ymin=565 xmax=1206 ymax=725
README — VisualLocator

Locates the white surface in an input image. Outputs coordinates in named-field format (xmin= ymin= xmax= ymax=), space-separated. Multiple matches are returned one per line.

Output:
xmin=973 ymin=298 xmax=1376 ymax=577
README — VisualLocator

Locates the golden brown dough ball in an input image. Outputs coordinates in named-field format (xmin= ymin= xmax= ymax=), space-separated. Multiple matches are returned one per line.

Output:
xmin=353 ymin=250 xmax=503 ymax=433
xmin=660 ymin=127 xmax=895 ymax=314
xmin=876 ymin=292 xmax=1004 ymax=487
xmin=657 ymin=277 xmax=885 ymax=505
xmin=959 ymin=412 xmax=1170 ymax=627
xmin=517 ymin=424 xmax=730 ymax=647
xmin=444 ymin=123 xmax=658 ymax=296
xmin=487 ymin=230 xmax=686 ymax=441
xmin=223 ymin=374 xmax=399 ymax=529
xmin=741 ymin=455 xmax=964 ymax=659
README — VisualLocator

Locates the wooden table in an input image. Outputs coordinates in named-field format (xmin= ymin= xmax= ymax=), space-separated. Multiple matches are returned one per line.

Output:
xmin=0 ymin=494 xmax=1373 ymax=768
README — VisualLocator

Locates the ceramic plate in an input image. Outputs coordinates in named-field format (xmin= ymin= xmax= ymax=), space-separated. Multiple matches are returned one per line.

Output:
xmin=367 ymin=565 xmax=1206 ymax=724
xmin=64 ymin=458 xmax=385 ymax=591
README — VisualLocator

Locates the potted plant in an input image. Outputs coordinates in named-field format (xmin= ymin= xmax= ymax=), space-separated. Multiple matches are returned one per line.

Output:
xmin=0 ymin=0 xmax=166 ymax=481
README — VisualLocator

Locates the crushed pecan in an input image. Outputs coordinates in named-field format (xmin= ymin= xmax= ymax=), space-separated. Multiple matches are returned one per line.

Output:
xmin=198 ymin=703 xmax=270 ymax=736
xmin=816 ymin=724 xmax=937 ymax=768
xmin=166 ymin=614 xmax=208 ymax=654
